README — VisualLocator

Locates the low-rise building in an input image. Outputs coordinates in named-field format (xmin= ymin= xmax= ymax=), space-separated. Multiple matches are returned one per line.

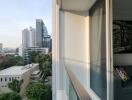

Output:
xmin=0 ymin=63 xmax=39 ymax=95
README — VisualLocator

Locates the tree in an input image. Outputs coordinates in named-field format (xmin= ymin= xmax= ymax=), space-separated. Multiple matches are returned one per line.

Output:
xmin=0 ymin=55 xmax=24 ymax=70
xmin=8 ymin=79 xmax=23 ymax=93
xmin=28 ymin=51 xmax=39 ymax=63
xmin=26 ymin=82 xmax=52 ymax=100
xmin=0 ymin=92 xmax=21 ymax=100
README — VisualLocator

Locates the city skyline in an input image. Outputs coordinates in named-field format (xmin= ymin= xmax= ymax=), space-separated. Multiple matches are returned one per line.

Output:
xmin=0 ymin=0 xmax=52 ymax=48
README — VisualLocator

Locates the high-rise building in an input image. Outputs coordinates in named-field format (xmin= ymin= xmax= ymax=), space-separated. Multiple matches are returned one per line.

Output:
xmin=43 ymin=24 xmax=48 ymax=36
xmin=0 ymin=43 xmax=3 ymax=52
xmin=22 ymin=29 xmax=30 ymax=48
xmin=43 ymin=35 xmax=52 ymax=52
xmin=22 ymin=29 xmax=30 ymax=64
xmin=18 ymin=45 xmax=23 ymax=57
xmin=29 ymin=27 xmax=36 ymax=47
xmin=36 ymin=19 xmax=44 ymax=47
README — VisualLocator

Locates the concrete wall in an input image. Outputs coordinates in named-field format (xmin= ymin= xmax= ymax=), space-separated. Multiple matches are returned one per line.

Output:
xmin=62 ymin=11 xmax=89 ymax=90
xmin=0 ymin=75 xmax=21 ymax=88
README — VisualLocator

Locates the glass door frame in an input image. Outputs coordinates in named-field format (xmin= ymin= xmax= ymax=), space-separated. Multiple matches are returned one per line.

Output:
xmin=106 ymin=0 xmax=113 ymax=100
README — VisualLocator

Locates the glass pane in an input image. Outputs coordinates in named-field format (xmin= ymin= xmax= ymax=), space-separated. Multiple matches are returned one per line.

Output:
xmin=90 ymin=1 xmax=107 ymax=100
xmin=69 ymin=82 xmax=78 ymax=100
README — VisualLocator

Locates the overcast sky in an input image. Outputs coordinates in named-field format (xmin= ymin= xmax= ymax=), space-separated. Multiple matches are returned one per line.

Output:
xmin=0 ymin=0 xmax=52 ymax=48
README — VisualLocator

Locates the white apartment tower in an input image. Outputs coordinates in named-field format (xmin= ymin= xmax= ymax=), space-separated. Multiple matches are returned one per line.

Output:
xmin=22 ymin=29 xmax=30 ymax=48
xmin=29 ymin=27 xmax=36 ymax=47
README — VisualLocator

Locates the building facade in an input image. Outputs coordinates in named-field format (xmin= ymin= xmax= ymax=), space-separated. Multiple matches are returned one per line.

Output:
xmin=22 ymin=29 xmax=30 ymax=64
xmin=29 ymin=27 xmax=36 ymax=47
xmin=22 ymin=29 xmax=30 ymax=48
xmin=36 ymin=19 xmax=44 ymax=47
xmin=52 ymin=0 xmax=113 ymax=100
xmin=43 ymin=35 xmax=52 ymax=52
xmin=0 ymin=64 xmax=39 ymax=96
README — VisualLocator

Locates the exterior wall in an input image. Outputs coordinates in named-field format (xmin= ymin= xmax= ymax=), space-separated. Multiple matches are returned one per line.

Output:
xmin=52 ymin=0 xmax=60 ymax=99
xmin=22 ymin=29 xmax=30 ymax=48
xmin=63 ymin=12 xmax=89 ymax=89
xmin=60 ymin=11 xmax=100 ymax=100
xmin=29 ymin=27 xmax=36 ymax=47
xmin=52 ymin=0 xmax=92 ymax=99
xmin=0 ymin=64 xmax=39 ymax=96
xmin=20 ymin=65 xmax=38 ymax=96
xmin=0 ymin=75 xmax=21 ymax=88
xmin=36 ymin=19 xmax=44 ymax=47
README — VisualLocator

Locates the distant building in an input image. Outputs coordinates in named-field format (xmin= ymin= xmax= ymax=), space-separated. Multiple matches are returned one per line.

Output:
xmin=0 ymin=64 xmax=39 ymax=95
xmin=18 ymin=45 xmax=23 ymax=57
xmin=29 ymin=27 xmax=36 ymax=47
xmin=0 ymin=43 xmax=3 ymax=52
xmin=22 ymin=29 xmax=30 ymax=64
xmin=36 ymin=19 xmax=44 ymax=47
xmin=22 ymin=29 xmax=30 ymax=48
xmin=28 ymin=47 xmax=49 ymax=54
xmin=43 ymin=24 xmax=48 ymax=36
xmin=43 ymin=35 xmax=52 ymax=52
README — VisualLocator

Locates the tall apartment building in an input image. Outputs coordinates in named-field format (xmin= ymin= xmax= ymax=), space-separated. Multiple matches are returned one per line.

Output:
xmin=52 ymin=0 xmax=132 ymax=100
xmin=22 ymin=29 xmax=30 ymax=64
xmin=22 ymin=29 xmax=30 ymax=48
xmin=29 ymin=27 xmax=36 ymax=47
xmin=43 ymin=35 xmax=52 ymax=52
xmin=43 ymin=24 xmax=48 ymax=36
xmin=36 ymin=19 xmax=44 ymax=47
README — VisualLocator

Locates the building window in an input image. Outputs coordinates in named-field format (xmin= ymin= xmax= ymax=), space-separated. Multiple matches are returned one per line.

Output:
xmin=1 ymin=78 xmax=2 ymax=82
xmin=5 ymin=78 xmax=7 ymax=81
xmin=90 ymin=1 xmax=107 ymax=100
xmin=9 ymin=77 xmax=11 ymax=81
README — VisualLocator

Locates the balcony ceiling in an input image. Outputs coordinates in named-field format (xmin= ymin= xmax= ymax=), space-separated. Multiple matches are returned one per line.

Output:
xmin=61 ymin=0 xmax=96 ymax=11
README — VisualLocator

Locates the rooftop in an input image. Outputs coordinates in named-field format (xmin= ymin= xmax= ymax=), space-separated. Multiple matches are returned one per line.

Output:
xmin=0 ymin=64 xmax=38 ymax=76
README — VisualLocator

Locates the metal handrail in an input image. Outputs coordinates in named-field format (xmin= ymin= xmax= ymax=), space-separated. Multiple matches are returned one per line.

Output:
xmin=65 ymin=66 xmax=92 ymax=100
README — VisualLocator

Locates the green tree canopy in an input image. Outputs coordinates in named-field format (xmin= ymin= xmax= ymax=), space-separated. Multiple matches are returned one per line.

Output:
xmin=0 ymin=92 xmax=21 ymax=100
xmin=28 ymin=51 xmax=39 ymax=63
xmin=0 ymin=55 xmax=24 ymax=70
xmin=26 ymin=82 xmax=52 ymax=100
xmin=8 ymin=79 xmax=23 ymax=93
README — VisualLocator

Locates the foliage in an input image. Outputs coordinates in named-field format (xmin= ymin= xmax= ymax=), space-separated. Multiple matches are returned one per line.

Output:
xmin=28 ymin=51 xmax=39 ymax=63
xmin=28 ymin=52 xmax=52 ymax=79
xmin=8 ymin=79 xmax=23 ymax=93
xmin=0 ymin=55 xmax=23 ymax=70
xmin=0 ymin=92 xmax=21 ymax=100
xmin=26 ymin=82 xmax=52 ymax=100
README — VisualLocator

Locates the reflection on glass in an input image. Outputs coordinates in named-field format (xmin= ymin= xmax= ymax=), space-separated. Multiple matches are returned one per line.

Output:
xmin=90 ymin=1 xmax=107 ymax=100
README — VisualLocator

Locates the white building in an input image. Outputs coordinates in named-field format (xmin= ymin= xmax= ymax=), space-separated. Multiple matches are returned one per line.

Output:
xmin=18 ymin=45 xmax=23 ymax=57
xmin=29 ymin=27 xmax=36 ymax=47
xmin=22 ymin=29 xmax=30 ymax=48
xmin=0 ymin=64 xmax=39 ymax=95
xmin=28 ymin=47 xmax=49 ymax=54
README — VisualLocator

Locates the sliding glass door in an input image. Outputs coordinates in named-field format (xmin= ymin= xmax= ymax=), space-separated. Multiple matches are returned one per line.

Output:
xmin=89 ymin=1 xmax=107 ymax=100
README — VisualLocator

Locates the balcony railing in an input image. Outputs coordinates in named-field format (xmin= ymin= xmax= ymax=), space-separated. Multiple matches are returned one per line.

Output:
xmin=65 ymin=67 xmax=92 ymax=100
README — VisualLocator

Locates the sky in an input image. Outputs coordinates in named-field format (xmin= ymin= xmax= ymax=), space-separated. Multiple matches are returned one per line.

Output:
xmin=0 ymin=0 xmax=52 ymax=48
